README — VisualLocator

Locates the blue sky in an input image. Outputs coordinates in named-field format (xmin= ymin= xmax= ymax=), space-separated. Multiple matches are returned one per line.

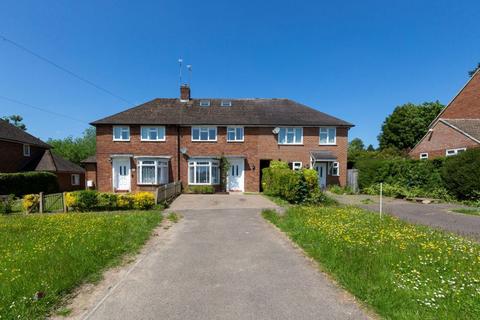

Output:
xmin=1 ymin=0 xmax=479 ymax=146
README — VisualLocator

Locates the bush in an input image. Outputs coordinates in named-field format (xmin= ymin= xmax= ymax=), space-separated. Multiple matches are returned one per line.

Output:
xmin=442 ymin=149 xmax=480 ymax=200
xmin=302 ymin=168 xmax=319 ymax=191
xmin=0 ymin=172 xmax=59 ymax=196
xmin=133 ymin=192 xmax=155 ymax=210
xmin=117 ymin=194 xmax=134 ymax=210
xmin=328 ymin=185 xmax=355 ymax=195
xmin=0 ymin=195 xmax=14 ymax=214
xmin=22 ymin=194 xmax=40 ymax=213
xmin=185 ymin=186 xmax=215 ymax=194
xmin=269 ymin=160 xmax=290 ymax=169
xmin=67 ymin=190 xmax=98 ymax=212
xmin=96 ymin=193 xmax=118 ymax=211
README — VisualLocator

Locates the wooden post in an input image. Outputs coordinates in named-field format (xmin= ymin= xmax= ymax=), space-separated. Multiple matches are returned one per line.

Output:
xmin=39 ymin=192 xmax=44 ymax=214
xmin=379 ymin=183 xmax=383 ymax=219
xmin=62 ymin=192 xmax=67 ymax=212
xmin=154 ymin=187 xmax=158 ymax=204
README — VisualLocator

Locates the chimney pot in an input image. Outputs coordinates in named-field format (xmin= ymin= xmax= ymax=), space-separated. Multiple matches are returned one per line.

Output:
xmin=180 ymin=84 xmax=190 ymax=101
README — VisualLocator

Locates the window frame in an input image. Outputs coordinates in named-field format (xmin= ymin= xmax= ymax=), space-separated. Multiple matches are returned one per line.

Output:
xmin=199 ymin=100 xmax=211 ymax=107
xmin=136 ymin=158 xmax=169 ymax=185
xmin=419 ymin=153 xmax=429 ymax=160
xmin=191 ymin=126 xmax=217 ymax=142
xmin=188 ymin=159 xmax=220 ymax=185
xmin=330 ymin=161 xmax=340 ymax=176
xmin=226 ymin=126 xmax=244 ymax=142
xmin=319 ymin=127 xmax=337 ymax=145
xmin=23 ymin=144 xmax=31 ymax=157
xmin=278 ymin=127 xmax=303 ymax=145
xmin=445 ymin=148 xmax=466 ymax=157
xmin=292 ymin=162 xmax=302 ymax=171
xmin=221 ymin=100 xmax=232 ymax=107
xmin=71 ymin=174 xmax=80 ymax=186
xmin=113 ymin=126 xmax=130 ymax=141
xmin=140 ymin=126 xmax=166 ymax=142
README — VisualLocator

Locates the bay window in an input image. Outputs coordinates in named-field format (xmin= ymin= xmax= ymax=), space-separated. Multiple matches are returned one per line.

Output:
xmin=319 ymin=127 xmax=336 ymax=145
xmin=192 ymin=126 xmax=217 ymax=141
xmin=141 ymin=126 xmax=165 ymax=141
xmin=278 ymin=127 xmax=303 ymax=144
xmin=137 ymin=158 xmax=168 ymax=185
xmin=188 ymin=159 xmax=220 ymax=185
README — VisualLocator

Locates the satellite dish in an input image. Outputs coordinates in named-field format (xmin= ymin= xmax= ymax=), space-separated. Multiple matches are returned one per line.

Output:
xmin=180 ymin=147 xmax=188 ymax=154
xmin=272 ymin=127 xmax=280 ymax=134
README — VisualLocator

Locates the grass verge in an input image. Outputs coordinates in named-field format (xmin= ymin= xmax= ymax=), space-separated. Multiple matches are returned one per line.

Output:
xmin=0 ymin=210 xmax=162 ymax=319
xmin=263 ymin=206 xmax=480 ymax=319
xmin=452 ymin=208 xmax=480 ymax=216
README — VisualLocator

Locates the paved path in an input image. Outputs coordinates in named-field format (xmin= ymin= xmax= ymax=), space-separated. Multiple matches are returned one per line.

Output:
xmin=85 ymin=194 xmax=370 ymax=320
xmin=330 ymin=193 xmax=480 ymax=241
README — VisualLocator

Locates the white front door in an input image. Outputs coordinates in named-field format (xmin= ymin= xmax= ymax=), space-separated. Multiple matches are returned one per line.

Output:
xmin=314 ymin=162 xmax=327 ymax=189
xmin=227 ymin=158 xmax=244 ymax=192
xmin=113 ymin=158 xmax=131 ymax=191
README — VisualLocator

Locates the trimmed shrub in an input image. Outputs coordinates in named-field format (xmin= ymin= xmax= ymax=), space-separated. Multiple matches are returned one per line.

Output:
xmin=117 ymin=194 xmax=134 ymax=210
xmin=97 ymin=193 xmax=118 ymax=211
xmin=0 ymin=195 xmax=14 ymax=214
xmin=269 ymin=160 xmax=290 ymax=169
xmin=185 ymin=186 xmax=215 ymax=194
xmin=133 ymin=192 xmax=155 ymax=210
xmin=303 ymin=169 xmax=319 ymax=191
xmin=0 ymin=172 xmax=58 ymax=196
xmin=441 ymin=149 xmax=480 ymax=200
xmin=67 ymin=190 xmax=98 ymax=212
xmin=22 ymin=194 xmax=40 ymax=213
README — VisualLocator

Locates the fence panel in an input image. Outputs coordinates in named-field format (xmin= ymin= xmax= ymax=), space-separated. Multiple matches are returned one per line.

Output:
xmin=156 ymin=181 xmax=182 ymax=204
xmin=43 ymin=193 xmax=64 ymax=213
xmin=347 ymin=169 xmax=359 ymax=193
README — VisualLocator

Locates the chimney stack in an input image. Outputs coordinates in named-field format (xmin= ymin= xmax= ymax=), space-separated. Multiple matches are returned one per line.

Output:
xmin=180 ymin=84 xmax=190 ymax=102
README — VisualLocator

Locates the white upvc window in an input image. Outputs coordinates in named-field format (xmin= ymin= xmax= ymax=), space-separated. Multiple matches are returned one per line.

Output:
xmin=420 ymin=153 xmax=429 ymax=160
xmin=113 ymin=126 xmax=130 ymax=141
xmin=191 ymin=126 xmax=217 ymax=141
xmin=278 ymin=127 xmax=303 ymax=144
xmin=292 ymin=162 xmax=302 ymax=170
xmin=227 ymin=127 xmax=244 ymax=142
xmin=137 ymin=158 xmax=169 ymax=185
xmin=71 ymin=174 xmax=80 ymax=186
xmin=188 ymin=159 xmax=220 ymax=185
xmin=23 ymin=144 xmax=30 ymax=156
xmin=141 ymin=126 xmax=166 ymax=141
xmin=446 ymin=148 xmax=466 ymax=157
xmin=319 ymin=127 xmax=336 ymax=145
xmin=330 ymin=162 xmax=340 ymax=176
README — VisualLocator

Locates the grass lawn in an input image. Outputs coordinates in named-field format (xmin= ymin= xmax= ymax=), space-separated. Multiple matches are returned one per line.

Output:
xmin=263 ymin=206 xmax=480 ymax=320
xmin=0 ymin=210 xmax=162 ymax=319
xmin=452 ymin=208 xmax=480 ymax=216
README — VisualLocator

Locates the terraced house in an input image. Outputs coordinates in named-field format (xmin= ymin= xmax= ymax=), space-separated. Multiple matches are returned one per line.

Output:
xmin=89 ymin=85 xmax=353 ymax=192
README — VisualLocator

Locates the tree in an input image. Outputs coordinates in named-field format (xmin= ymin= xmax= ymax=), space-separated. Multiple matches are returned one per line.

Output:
xmin=378 ymin=101 xmax=444 ymax=151
xmin=2 ymin=115 xmax=26 ymax=130
xmin=366 ymin=144 xmax=375 ymax=152
xmin=348 ymin=138 xmax=365 ymax=152
xmin=468 ymin=62 xmax=480 ymax=77
xmin=47 ymin=127 xmax=96 ymax=164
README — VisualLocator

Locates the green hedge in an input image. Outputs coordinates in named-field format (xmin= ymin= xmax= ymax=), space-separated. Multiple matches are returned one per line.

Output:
xmin=185 ymin=185 xmax=215 ymax=194
xmin=441 ymin=148 xmax=480 ymax=200
xmin=65 ymin=190 xmax=156 ymax=212
xmin=0 ymin=172 xmax=59 ymax=196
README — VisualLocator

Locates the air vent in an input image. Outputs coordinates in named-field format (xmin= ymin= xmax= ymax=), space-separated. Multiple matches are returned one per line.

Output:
xmin=199 ymin=100 xmax=210 ymax=107
xmin=220 ymin=100 xmax=232 ymax=107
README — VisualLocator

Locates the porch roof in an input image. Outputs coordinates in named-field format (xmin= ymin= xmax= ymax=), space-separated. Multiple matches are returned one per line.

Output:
xmin=310 ymin=150 xmax=337 ymax=162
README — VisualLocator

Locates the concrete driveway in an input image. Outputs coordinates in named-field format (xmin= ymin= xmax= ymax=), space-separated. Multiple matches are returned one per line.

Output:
xmin=82 ymin=194 xmax=370 ymax=320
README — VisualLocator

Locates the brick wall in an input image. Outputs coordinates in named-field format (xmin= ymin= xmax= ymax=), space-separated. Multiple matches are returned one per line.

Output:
xmin=0 ymin=140 xmax=47 ymax=172
xmin=95 ymin=124 xmax=349 ymax=192
xmin=84 ymin=163 xmax=97 ymax=189
xmin=410 ymin=121 xmax=479 ymax=159
xmin=56 ymin=172 xmax=85 ymax=192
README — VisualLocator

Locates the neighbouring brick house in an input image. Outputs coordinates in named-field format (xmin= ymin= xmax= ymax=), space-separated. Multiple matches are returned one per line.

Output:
xmin=90 ymin=85 xmax=353 ymax=193
xmin=0 ymin=119 xmax=85 ymax=191
xmin=410 ymin=70 xmax=480 ymax=159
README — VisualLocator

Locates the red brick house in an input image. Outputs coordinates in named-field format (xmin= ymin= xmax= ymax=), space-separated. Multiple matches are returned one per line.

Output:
xmin=410 ymin=70 xmax=480 ymax=159
xmin=0 ymin=119 xmax=85 ymax=191
xmin=90 ymin=85 xmax=353 ymax=193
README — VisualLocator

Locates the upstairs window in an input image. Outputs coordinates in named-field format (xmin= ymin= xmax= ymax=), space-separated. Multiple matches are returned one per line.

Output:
xmin=221 ymin=100 xmax=232 ymax=107
xmin=113 ymin=126 xmax=130 ymax=141
xmin=23 ymin=144 xmax=30 ymax=157
xmin=446 ymin=148 xmax=466 ymax=157
xmin=278 ymin=127 xmax=303 ymax=144
xmin=227 ymin=127 xmax=244 ymax=142
xmin=192 ymin=127 xmax=217 ymax=141
xmin=141 ymin=126 xmax=166 ymax=141
xmin=420 ymin=153 xmax=428 ymax=160
xmin=319 ymin=127 xmax=336 ymax=145
xmin=199 ymin=100 xmax=211 ymax=107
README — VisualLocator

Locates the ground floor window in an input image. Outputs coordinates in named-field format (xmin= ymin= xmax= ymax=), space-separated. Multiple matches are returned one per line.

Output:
xmin=71 ymin=174 xmax=80 ymax=186
xmin=329 ymin=161 xmax=340 ymax=176
xmin=137 ymin=158 xmax=168 ymax=185
xmin=188 ymin=159 xmax=220 ymax=185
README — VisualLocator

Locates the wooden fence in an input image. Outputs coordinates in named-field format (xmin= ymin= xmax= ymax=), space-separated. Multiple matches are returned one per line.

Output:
xmin=347 ymin=169 xmax=359 ymax=193
xmin=155 ymin=181 xmax=182 ymax=204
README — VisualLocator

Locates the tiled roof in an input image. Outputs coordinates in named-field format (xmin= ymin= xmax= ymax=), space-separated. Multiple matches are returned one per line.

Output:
xmin=0 ymin=120 xmax=50 ymax=148
xmin=310 ymin=150 xmax=337 ymax=161
xmin=91 ymin=98 xmax=354 ymax=127
xmin=441 ymin=119 xmax=480 ymax=142
xmin=81 ymin=155 xmax=96 ymax=163
xmin=34 ymin=150 xmax=85 ymax=173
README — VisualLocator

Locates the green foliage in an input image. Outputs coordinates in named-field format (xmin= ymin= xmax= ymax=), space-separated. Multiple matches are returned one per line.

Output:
xmin=66 ymin=191 xmax=155 ymax=212
xmin=219 ymin=156 xmax=231 ymax=192
xmin=0 ymin=172 xmax=59 ymax=196
xmin=68 ymin=190 xmax=98 ymax=211
xmin=441 ymin=149 xmax=480 ymax=200
xmin=269 ymin=160 xmax=289 ymax=169
xmin=185 ymin=185 xmax=215 ymax=194
xmin=47 ymin=127 xmax=96 ymax=165
xmin=348 ymin=138 xmax=365 ymax=153
xmin=328 ymin=185 xmax=355 ymax=195
xmin=378 ymin=101 xmax=444 ymax=151
xmin=167 ymin=212 xmax=181 ymax=223
xmin=0 ymin=195 xmax=14 ymax=214
xmin=1 ymin=115 xmax=26 ymax=130
xmin=302 ymin=168 xmax=318 ymax=191
xmin=132 ymin=192 xmax=155 ymax=210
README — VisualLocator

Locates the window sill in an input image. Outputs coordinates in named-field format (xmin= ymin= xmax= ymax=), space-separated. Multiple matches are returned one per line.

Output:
xmin=278 ymin=143 xmax=304 ymax=146
xmin=319 ymin=144 xmax=337 ymax=146
xmin=140 ymin=140 xmax=166 ymax=142
xmin=113 ymin=139 xmax=131 ymax=142
xmin=227 ymin=140 xmax=244 ymax=143
xmin=191 ymin=141 xmax=218 ymax=143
